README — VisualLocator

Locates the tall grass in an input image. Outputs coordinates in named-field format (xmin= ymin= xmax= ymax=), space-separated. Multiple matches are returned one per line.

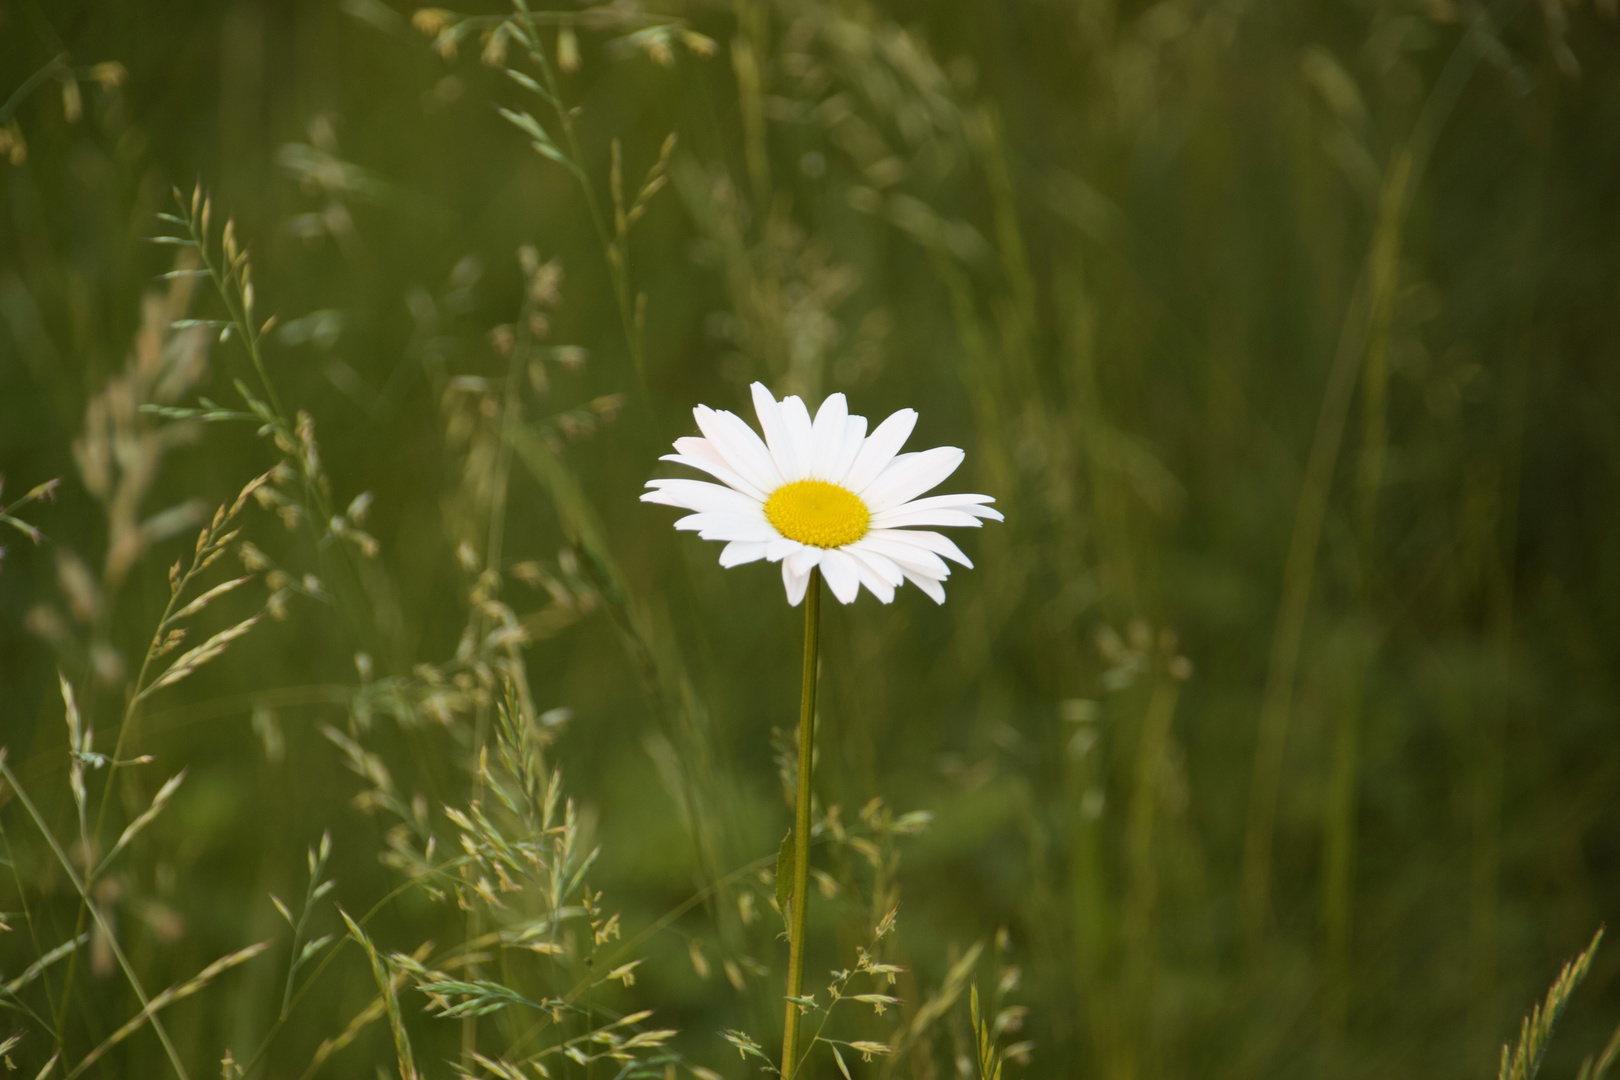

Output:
xmin=3 ymin=0 xmax=1620 ymax=1078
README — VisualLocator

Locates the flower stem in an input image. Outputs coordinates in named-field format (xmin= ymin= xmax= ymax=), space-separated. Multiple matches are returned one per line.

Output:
xmin=781 ymin=567 xmax=822 ymax=1080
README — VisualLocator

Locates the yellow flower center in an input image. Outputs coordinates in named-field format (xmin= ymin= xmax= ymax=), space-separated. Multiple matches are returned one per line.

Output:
xmin=764 ymin=479 xmax=870 ymax=548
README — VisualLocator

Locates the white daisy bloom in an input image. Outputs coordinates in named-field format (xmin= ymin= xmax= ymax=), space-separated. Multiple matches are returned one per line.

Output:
xmin=642 ymin=382 xmax=1002 ymax=606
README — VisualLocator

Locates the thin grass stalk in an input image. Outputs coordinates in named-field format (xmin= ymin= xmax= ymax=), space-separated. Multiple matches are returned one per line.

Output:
xmin=49 ymin=461 xmax=271 ymax=1029
xmin=512 ymin=5 xmax=649 ymax=387
xmin=179 ymin=195 xmax=376 ymax=650
xmin=1319 ymin=631 xmax=1366 ymax=1073
xmin=1239 ymin=149 xmax=1409 ymax=948
xmin=1055 ymin=265 xmax=1138 ymax=613
xmin=0 ymin=803 xmax=55 ymax=1011
xmin=730 ymin=0 xmax=772 ymax=215
xmin=1122 ymin=676 xmax=1180 ymax=1079
xmin=456 ymin=258 xmax=542 ymax=1071
xmin=1328 ymin=83 xmax=1403 ymax=1042
xmin=51 ymin=518 xmax=226 ymax=1044
xmin=65 ymin=941 xmax=270 ymax=1079
xmin=1063 ymin=716 xmax=1113 ymax=1074
xmin=924 ymin=240 xmax=1013 ymax=506
xmin=781 ymin=568 xmax=822 ymax=1080
xmin=1240 ymin=5 xmax=1492 ymax=945
xmin=1469 ymin=321 xmax=1534 ymax=1071
xmin=0 ymin=814 xmax=73 ymax=1038
xmin=0 ymin=54 xmax=69 ymax=126
xmin=237 ymin=855 xmax=478 ymax=1080
xmin=0 ymin=755 xmax=190 ymax=1080
xmin=969 ymin=104 xmax=1041 ymax=407
xmin=1353 ymin=183 xmax=1399 ymax=550
xmin=507 ymin=427 xmax=743 ymax=952
xmin=483 ymin=281 xmax=537 ymax=608
xmin=1471 ymin=688 xmax=1505 ymax=1063
xmin=486 ymin=853 xmax=774 ymax=1067
xmin=1578 ymin=1013 xmax=1620 ymax=1080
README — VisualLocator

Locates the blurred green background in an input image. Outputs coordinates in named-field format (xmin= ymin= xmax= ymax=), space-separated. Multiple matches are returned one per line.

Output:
xmin=4 ymin=0 xmax=1620 ymax=1077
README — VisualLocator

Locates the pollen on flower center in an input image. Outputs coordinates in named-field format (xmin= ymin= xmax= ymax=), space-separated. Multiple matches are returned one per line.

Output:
xmin=764 ymin=479 xmax=870 ymax=548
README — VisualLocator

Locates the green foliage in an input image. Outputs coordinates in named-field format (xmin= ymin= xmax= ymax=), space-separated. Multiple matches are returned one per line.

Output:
xmin=1499 ymin=930 xmax=1603 ymax=1080
xmin=3 ymin=0 xmax=1620 ymax=1078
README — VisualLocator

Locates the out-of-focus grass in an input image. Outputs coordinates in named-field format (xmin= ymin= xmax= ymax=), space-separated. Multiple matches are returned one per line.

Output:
xmin=3 ymin=1 xmax=1620 ymax=1078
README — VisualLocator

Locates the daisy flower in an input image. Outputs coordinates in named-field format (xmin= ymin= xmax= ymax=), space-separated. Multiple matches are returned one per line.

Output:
xmin=642 ymin=382 xmax=1002 ymax=605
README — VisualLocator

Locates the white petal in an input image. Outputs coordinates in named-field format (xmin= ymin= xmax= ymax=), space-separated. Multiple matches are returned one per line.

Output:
xmin=809 ymin=393 xmax=848 ymax=478
xmin=850 ymin=536 xmax=951 ymax=580
xmin=888 ymin=491 xmax=998 ymax=508
xmin=902 ymin=569 xmax=947 ymax=604
xmin=779 ymin=395 xmax=816 ymax=479
xmin=871 ymin=493 xmax=1002 ymax=529
xmin=867 ymin=528 xmax=972 ymax=568
xmin=643 ymin=478 xmax=761 ymax=515
xmin=847 ymin=546 xmax=904 ymax=585
xmin=880 ymin=492 xmax=1002 ymax=518
xmin=827 ymin=414 xmax=868 ymax=485
xmin=695 ymin=406 xmax=784 ymax=494
xmin=673 ymin=513 xmax=778 ymax=542
xmin=786 ymin=545 xmax=824 ymax=575
xmin=868 ymin=506 xmax=986 ymax=530
xmin=860 ymin=447 xmax=965 ymax=512
xmin=671 ymin=436 xmax=729 ymax=469
xmin=751 ymin=382 xmax=802 ymax=482
xmin=843 ymin=408 xmax=917 ymax=493
xmin=765 ymin=537 xmax=802 ymax=562
xmin=847 ymin=545 xmax=903 ymax=586
xmin=845 ymin=548 xmax=897 ymax=604
xmin=819 ymin=549 xmax=861 ymax=604
xmin=661 ymin=447 xmax=770 ymax=502
xmin=783 ymin=561 xmax=812 ymax=606
xmin=719 ymin=541 xmax=771 ymax=567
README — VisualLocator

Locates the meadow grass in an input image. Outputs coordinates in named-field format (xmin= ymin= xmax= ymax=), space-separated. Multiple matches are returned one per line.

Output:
xmin=2 ymin=1 xmax=1620 ymax=1078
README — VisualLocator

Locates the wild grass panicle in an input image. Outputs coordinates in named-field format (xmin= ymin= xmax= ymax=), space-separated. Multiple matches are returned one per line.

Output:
xmin=0 ymin=478 xmax=61 ymax=570
xmin=1499 ymin=930 xmax=1604 ymax=1080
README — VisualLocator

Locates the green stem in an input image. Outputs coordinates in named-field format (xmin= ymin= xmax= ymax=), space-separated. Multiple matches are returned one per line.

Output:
xmin=523 ymin=29 xmax=646 ymax=387
xmin=0 ymin=53 xmax=67 ymax=126
xmin=0 ymin=756 xmax=190 ymax=1080
xmin=781 ymin=568 xmax=821 ymax=1080
xmin=52 ymin=538 xmax=201 ymax=1044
